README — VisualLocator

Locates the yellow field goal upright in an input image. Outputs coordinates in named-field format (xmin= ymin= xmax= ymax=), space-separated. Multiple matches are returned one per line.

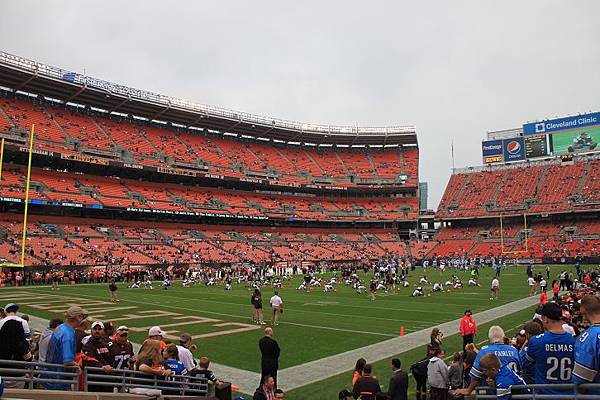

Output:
xmin=499 ymin=211 xmax=529 ymax=255
xmin=0 ymin=125 xmax=35 ymax=268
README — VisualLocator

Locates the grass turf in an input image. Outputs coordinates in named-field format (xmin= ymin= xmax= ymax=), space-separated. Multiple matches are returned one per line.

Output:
xmin=6 ymin=264 xmax=568 ymax=376
xmin=282 ymin=305 xmax=536 ymax=400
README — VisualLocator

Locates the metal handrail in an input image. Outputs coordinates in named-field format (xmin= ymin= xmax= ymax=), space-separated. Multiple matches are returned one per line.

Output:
xmin=475 ymin=383 xmax=600 ymax=400
xmin=83 ymin=366 xmax=209 ymax=395
xmin=0 ymin=359 xmax=80 ymax=390
xmin=0 ymin=360 xmax=209 ymax=395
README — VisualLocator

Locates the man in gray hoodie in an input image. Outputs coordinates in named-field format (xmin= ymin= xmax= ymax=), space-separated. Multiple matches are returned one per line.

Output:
xmin=427 ymin=348 xmax=449 ymax=400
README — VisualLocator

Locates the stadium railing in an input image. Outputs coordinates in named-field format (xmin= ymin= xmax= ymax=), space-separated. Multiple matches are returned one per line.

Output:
xmin=0 ymin=359 xmax=80 ymax=389
xmin=0 ymin=360 xmax=209 ymax=396
xmin=83 ymin=366 xmax=209 ymax=396
xmin=474 ymin=384 xmax=600 ymax=399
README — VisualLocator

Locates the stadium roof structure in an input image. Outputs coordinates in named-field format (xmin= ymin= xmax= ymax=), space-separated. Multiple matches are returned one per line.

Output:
xmin=0 ymin=51 xmax=418 ymax=147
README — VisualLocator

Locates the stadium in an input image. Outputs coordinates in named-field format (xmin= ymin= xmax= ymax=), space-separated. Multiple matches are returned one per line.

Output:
xmin=0 ymin=4 xmax=599 ymax=400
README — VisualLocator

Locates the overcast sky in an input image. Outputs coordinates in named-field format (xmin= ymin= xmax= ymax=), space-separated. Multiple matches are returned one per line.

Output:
xmin=1 ymin=1 xmax=599 ymax=208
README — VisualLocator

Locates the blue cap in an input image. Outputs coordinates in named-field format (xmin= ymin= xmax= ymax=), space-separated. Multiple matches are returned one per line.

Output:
xmin=4 ymin=303 xmax=18 ymax=312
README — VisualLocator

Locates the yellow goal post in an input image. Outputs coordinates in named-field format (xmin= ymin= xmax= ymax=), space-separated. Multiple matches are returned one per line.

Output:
xmin=0 ymin=124 xmax=35 ymax=268
xmin=499 ymin=211 xmax=529 ymax=255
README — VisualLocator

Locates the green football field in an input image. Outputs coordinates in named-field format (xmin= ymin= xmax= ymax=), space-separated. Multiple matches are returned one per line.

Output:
xmin=0 ymin=265 xmax=575 ymax=398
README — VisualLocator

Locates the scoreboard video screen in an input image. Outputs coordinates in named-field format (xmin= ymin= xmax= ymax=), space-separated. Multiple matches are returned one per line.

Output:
xmin=524 ymin=136 xmax=548 ymax=158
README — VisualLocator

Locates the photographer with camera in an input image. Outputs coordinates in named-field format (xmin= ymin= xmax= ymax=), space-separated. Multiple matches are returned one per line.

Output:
xmin=430 ymin=328 xmax=443 ymax=350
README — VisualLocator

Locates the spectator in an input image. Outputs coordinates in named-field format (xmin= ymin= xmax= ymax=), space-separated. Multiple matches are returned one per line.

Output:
xmin=193 ymin=356 xmax=222 ymax=385
xmin=37 ymin=318 xmax=63 ymax=363
xmin=519 ymin=320 xmax=544 ymax=384
xmin=463 ymin=343 xmax=478 ymax=386
xmin=81 ymin=321 xmax=114 ymax=392
xmin=269 ymin=291 xmax=283 ymax=326
xmin=478 ymin=353 xmax=526 ymax=400
xmin=352 ymin=363 xmax=381 ymax=400
xmin=410 ymin=345 xmax=435 ymax=400
xmin=459 ymin=309 xmax=476 ymax=350
xmin=387 ymin=358 xmax=408 ymax=400
xmin=45 ymin=306 xmax=88 ymax=390
xmin=253 ymin=375 xmax=275 ymax=400
xmin=147 ymin=326 xmax=167 ymax=350
xmin=0 ymin=303 xmax=33 ymax=389
xmin=572 ymin=294 xmax=600 ymax=395
xmin=274 ymin=388 xmax=285 ymax=399
xmin=539 ymin=291 xmax=548 ymax=305
xmin=524 ymin=303 xmax=574 ymax=395
xmin=259 ymin=327 xmax=280 ymax=387
xmin=352 ymin=357 xmax=367 ymax=386
xmin=427 ymin=348 xmax=448 ymax=400
xmin=108 ymin=325 xmax=135 ymax=370
xmin=177 ymin=333 xmax=197 ymax=373
xmin=456 ymin=325 xmax=521 ymax=397
xmin=162 ymin=343 xmax=187 ymax=395
xmin=135 ymin=339 xmax=172 ymax=378
xmin=447 ymin=352 xmax=464 ymax=391
xmin=339 ymin=389 xmax=353 ymax=400
xmin=2 ymin=303 xmax=31 ymax=339
xmin=430 ymin=328 xmax=443 ymax=349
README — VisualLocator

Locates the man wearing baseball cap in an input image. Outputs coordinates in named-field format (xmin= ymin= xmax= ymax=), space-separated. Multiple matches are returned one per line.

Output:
xmin=82 ymin=321 xmax=114 ymax=392
xmin=1 ymin=303 xmax=31 ymax=340
xmin=0 ymin=303 xmax=33 ymax=388
xmin=45 ymin=306 xmax=88 ymax=390
xmin=524 ymin=302 xmax=575 ymax=396
xmin=148 ymin=326 xmax=167 ymax=350
xmin=108 ymin=326 xmax=135 ymax=370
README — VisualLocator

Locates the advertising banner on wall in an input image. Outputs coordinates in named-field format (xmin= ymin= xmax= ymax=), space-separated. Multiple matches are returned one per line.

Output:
xmin=550 ymin=125 xmax=600 ymax=154
xmin=523 ymin=112 xmax=600 ymax=136
xmin=502 ymin=137 xmax=525 ymax=162
xmin=524 ymin=135 xmax=549 ymax=159
xmin=482 ymin=139 xmax=504 ymax=164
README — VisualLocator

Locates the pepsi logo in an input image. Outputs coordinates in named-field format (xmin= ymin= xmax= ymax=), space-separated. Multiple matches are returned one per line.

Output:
xmin=506 ymin=141 xmax=521 ymax=155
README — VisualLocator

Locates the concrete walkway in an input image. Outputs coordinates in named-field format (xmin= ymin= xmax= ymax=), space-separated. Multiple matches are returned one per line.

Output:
xmin=25 ymin=295 xmax=539 ymax=394
xmin=277 ymin=295 xmax=539 ymax=391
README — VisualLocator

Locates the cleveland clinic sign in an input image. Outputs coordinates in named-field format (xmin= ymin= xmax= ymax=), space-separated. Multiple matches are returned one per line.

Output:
xmin=523 ymin=112 xmax=600 ymax=136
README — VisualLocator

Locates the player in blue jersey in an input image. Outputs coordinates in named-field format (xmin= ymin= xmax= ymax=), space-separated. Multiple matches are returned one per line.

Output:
xmin=519 ymin=320 xmax=544 ymax=384
xmin=478 ymin=353 xmax=527 ymax=400
xmin=572 ymin=294 xmax=600 ymax=395
xmin=456 ymin=325 xmax=522 ymax=397
xmin=525 ymin=303 xmax=575 ymax=395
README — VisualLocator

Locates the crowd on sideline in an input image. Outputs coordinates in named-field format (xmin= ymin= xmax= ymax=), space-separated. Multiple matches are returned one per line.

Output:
xmin=0 ymin=263 xmax=598 ymax=400
xmin=339 ymin=268 xmax=599 ymax=400
xmin=0 ymin=303 xmax=226 ymax=395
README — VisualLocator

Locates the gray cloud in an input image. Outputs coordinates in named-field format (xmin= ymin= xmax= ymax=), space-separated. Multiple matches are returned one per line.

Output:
xmin=1 ymin=0 xmax=599 ymax=208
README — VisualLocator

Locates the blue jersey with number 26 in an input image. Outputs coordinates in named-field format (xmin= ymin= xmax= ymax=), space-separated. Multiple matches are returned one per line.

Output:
xmin=525 ymin=331 xmax=574 ymax=394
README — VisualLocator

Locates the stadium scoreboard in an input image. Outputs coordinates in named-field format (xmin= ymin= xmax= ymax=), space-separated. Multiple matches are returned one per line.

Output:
xmin=524 ymin=136 xmax=548 ymax=158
